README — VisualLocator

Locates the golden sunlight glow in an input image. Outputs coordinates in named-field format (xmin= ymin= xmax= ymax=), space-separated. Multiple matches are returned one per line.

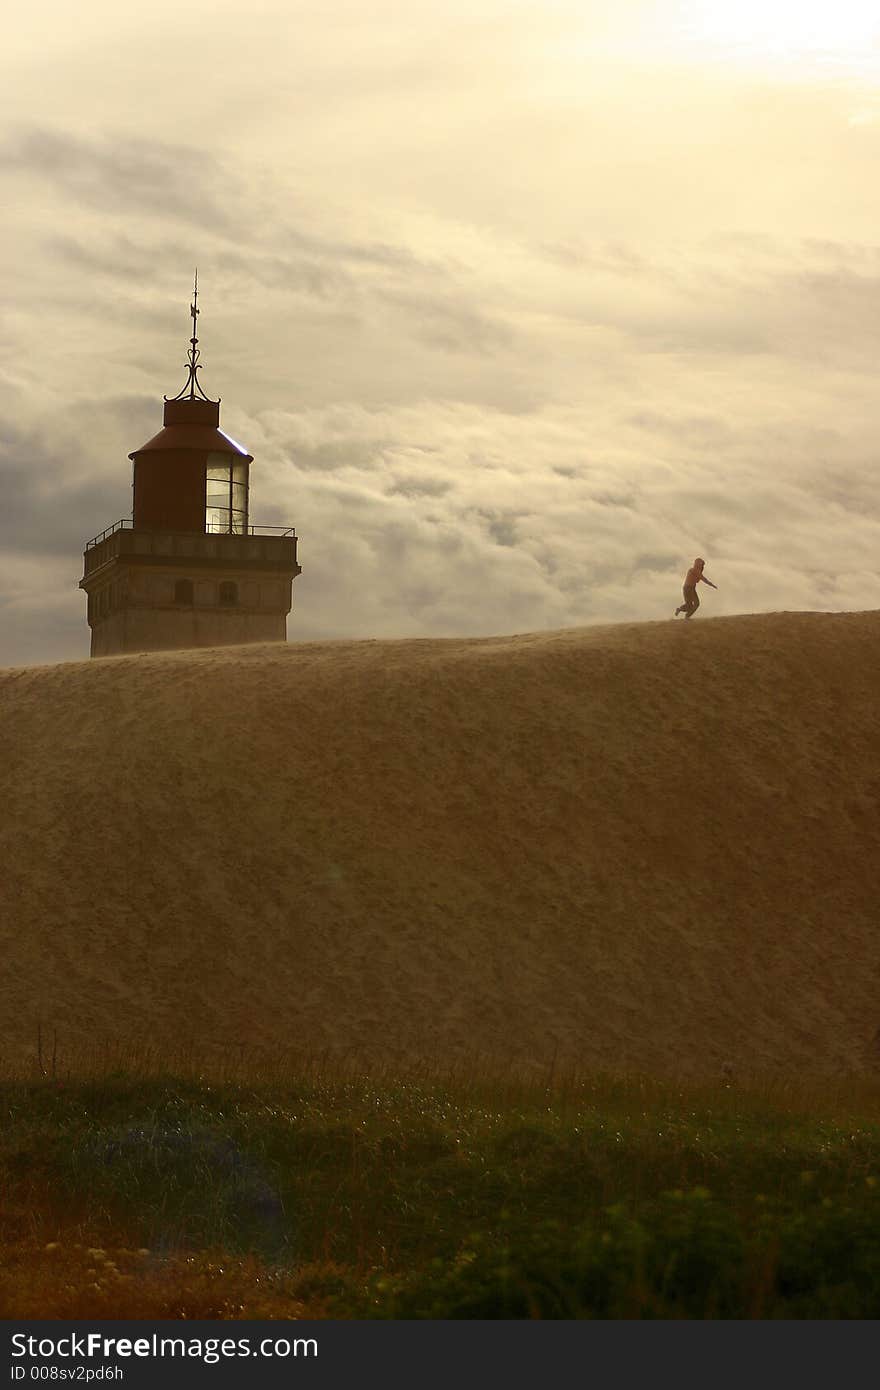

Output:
xmin=683 ymin=0 xmax=880 ymax=71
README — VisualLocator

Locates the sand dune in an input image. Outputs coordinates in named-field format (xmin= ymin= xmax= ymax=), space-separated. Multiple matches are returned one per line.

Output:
xmin=1 ymin=612 xmax=879 ymax=1079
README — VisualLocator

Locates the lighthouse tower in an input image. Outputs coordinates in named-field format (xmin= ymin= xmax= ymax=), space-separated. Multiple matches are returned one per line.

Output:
xmin=80 ymin=279 xmax=301 ymax=657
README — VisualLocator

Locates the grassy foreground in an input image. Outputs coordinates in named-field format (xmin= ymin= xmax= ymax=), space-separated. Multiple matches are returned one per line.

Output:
xmin=3 ymin=1063 xmax=880 ymax=1318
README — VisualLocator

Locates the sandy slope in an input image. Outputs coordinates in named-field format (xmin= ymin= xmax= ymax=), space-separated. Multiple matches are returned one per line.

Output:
xmin=1 ymin=612 xmax=879 ymax=1079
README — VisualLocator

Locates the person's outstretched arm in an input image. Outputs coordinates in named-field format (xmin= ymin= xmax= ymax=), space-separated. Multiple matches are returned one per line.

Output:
xmin=702 ymin=575 xmax=717 ymax=588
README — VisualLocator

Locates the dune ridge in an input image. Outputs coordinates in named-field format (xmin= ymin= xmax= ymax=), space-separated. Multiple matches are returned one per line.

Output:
xmin=1 ymin=611 xmax=879 ymax=1078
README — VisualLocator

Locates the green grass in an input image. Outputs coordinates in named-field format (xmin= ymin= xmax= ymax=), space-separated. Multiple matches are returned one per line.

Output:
xmin=3 ymin=1067 xmax=880 ymax=1317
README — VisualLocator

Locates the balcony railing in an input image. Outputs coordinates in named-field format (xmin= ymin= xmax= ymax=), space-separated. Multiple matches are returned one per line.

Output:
xmin=84 ymin=518 xmax=296 ymax=551
xmin=82 ymin=519 xmax=300 ymax=579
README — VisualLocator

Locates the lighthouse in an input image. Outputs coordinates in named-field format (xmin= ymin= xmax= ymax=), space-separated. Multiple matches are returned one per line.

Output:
xmin=80 ymin=279 xmax=301 ymax=657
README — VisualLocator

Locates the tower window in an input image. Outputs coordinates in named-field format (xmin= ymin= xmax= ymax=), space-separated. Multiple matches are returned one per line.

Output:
xmin=219 ymin=581 xmax=238 ymax=606
xmin=174 ymin=578 xmax=194 ymax=605
xmin=206 ymin=453 xmax=248 ymax=534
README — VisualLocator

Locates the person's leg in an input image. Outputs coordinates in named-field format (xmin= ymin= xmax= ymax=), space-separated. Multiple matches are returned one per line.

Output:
xmin=684 ymin=587 xmax=700 ymax=618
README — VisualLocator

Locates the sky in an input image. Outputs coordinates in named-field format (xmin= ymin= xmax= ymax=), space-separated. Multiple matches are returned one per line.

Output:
xmin=2 ymin=0 xmax=880 ymax=666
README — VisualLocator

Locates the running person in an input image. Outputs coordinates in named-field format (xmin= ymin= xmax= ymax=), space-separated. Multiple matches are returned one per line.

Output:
xmin=674 ymin=557 xmax=717 ymax=618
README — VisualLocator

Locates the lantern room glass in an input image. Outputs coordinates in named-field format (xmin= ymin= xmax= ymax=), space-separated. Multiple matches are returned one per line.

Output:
xmin=205 ymin=454 xmax=248 ymax=534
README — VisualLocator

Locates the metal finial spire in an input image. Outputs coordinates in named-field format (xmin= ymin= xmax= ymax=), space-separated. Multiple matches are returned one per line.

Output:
xmin=191 ymin=266 xmax=199 ymax=345
xmin=166 ymin=269 xmax=217 ymax=403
